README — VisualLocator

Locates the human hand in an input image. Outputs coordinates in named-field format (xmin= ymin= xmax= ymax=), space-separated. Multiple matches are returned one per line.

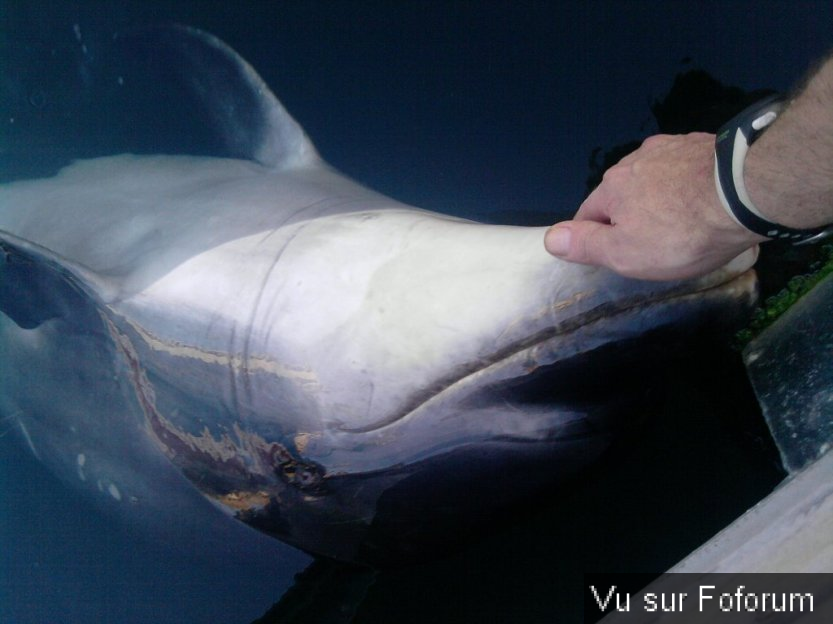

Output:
xmin=544 ymin=133 xmax=765 ymax=281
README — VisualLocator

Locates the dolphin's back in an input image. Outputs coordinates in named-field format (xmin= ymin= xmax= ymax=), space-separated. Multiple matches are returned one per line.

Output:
xmin=0 ymin=153 xmax=400 ymax=291
xmin=0 ymin=23 xmax=407 ymax=291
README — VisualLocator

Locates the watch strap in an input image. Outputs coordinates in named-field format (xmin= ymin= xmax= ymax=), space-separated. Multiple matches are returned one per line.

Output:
xmin=714 ymin=95 xmax=833 ymax=245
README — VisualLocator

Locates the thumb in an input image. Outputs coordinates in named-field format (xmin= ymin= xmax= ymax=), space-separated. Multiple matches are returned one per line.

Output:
xmin=544 ymin=221 xmax=616 ymax=268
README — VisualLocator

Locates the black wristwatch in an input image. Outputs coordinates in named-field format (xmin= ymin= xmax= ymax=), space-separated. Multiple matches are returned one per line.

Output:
xmin=714 ymin=94 xmax=833 ymax=245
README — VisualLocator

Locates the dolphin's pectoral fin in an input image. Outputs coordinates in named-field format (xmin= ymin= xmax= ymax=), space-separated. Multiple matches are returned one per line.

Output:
xmin=0 ymin=231 xmax=114 ymax=329
xmin=119 ymin=25 xmax=320 ymax=169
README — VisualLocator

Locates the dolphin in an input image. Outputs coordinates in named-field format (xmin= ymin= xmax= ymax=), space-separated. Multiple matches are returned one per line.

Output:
xmin=0 ymin=26 xmax=757 ymax=564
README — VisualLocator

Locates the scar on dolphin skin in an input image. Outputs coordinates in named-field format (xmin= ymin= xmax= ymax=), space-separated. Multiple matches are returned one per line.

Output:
xmin=101 ymin=313 xmax=326 ymax=512
xmin=115 ymin=312 xmax=319 ymax=384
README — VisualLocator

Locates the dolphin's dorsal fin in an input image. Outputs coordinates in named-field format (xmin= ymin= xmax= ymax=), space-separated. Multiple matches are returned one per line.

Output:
xmin=128 ymin=25 xmax=320 ymax=170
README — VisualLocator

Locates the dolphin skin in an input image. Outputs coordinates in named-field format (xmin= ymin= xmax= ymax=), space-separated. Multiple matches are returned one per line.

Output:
xmin=0 ymin=26 xmax=757 ymax=564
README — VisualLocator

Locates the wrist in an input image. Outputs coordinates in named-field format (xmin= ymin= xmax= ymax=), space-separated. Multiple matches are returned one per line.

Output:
xmin=714 ymin=95 xmax=833 ymax=244
xmin=745 ymin=124 xmax=833 ymax=230
xmin=693 ymin=137 xmax=765 ymax=248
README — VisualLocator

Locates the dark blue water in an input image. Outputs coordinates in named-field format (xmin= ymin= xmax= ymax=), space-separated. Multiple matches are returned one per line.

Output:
xmin=2 ymin=2 xmax=830 ymax=622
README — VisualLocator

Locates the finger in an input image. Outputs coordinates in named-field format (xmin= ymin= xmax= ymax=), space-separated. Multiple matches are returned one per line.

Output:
xmin=575 ymin=183 xmax=614 ymax=223
xmin=544 ymin=220 xmax=617 ymax=268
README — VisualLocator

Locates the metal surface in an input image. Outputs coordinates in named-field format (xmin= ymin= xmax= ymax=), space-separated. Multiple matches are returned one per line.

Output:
xmin=744 ymin=273 xmax=833 ymax=473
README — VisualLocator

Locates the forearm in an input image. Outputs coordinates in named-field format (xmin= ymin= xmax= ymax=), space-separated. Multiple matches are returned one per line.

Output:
xmin=745 ymin=52 xmax=833 ymax=230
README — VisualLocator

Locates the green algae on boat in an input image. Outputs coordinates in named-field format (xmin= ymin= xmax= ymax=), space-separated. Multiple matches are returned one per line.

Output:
xmin=735 ymin=244 xmax=833 ymax=348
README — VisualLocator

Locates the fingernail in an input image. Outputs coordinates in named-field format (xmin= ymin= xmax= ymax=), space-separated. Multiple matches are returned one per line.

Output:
xmin=545 ymin=226 xmax=571 ymax=256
